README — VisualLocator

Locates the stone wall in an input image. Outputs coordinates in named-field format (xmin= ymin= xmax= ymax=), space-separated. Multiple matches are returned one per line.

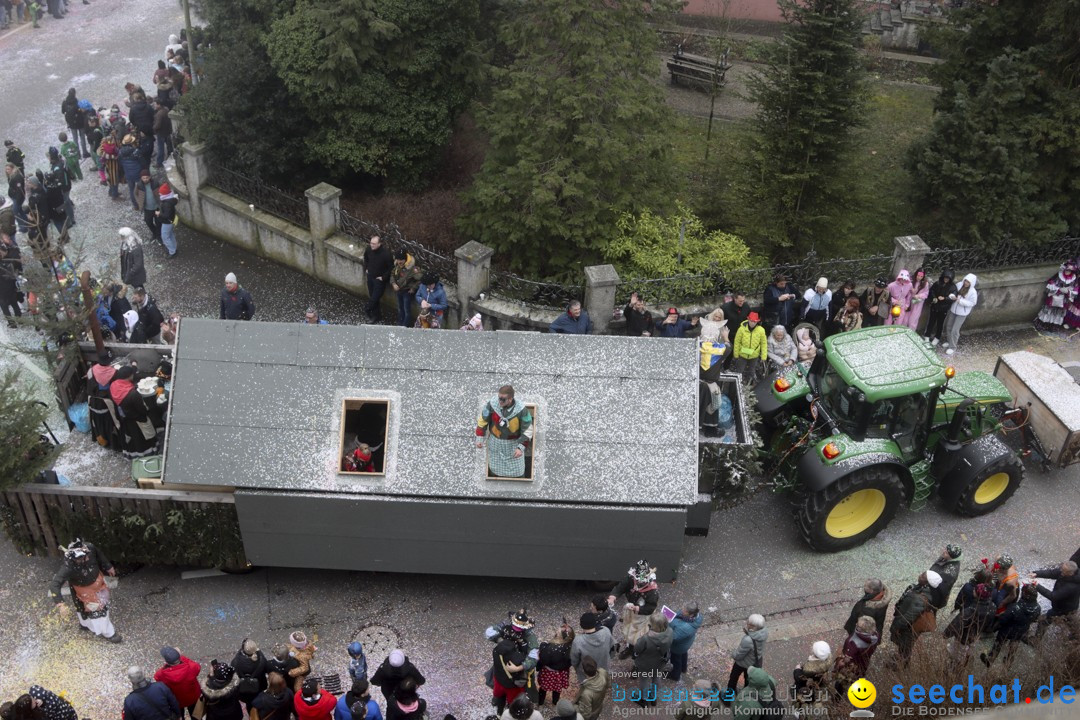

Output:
xmin=169 ymin=142 xmax=1063 ymax=336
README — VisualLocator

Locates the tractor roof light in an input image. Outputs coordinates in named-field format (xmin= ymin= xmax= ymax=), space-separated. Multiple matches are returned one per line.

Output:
xmin=822 ymin=442 xmax=842 ymax=460
xmin=945 ymin=366 xmax=956 ymax=379
xmin=774 ymin=376 xmax=791 ymax=392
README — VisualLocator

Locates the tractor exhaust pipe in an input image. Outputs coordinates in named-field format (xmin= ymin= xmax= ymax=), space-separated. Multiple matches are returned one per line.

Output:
xmin=946 ymin=398 xmax=975 ymax=445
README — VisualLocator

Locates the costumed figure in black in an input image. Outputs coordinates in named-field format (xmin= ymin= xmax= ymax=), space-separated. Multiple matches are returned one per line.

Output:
xmin=485 ymin=609 xmax=541 ymax=704
xmin=48 ymin=537 xmax=121 ymax=642
xmin=608 ymin=559 xmax=660 ymax=659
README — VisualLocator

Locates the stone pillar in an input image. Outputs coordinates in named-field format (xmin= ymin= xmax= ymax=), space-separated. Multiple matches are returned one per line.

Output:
xmin=584 ymin=264 xmax=620 ymax=335
xmin=892 ymin=234 xmax=931 ymax=278
xmin=179 ymin=142 xmax=210 ymax=228
xmin=168 ymin=107 xmax=184 ymax=140
xmin=306 ymin=183 xmax=341 ymax=284
xmin=454 ymin=241 xmax=495 ymax=320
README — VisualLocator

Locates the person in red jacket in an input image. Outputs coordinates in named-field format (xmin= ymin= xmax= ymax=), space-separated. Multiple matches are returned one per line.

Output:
xmin=154 ymin=647 xmax=202 ymax=718
xmin=295 ymin=679 xmax=336 ymax=720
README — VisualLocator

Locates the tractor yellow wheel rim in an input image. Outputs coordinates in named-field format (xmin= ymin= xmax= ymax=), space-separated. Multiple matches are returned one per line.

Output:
xmin=974 ymin=472 xmax=1010 ymax=505
xmin=825 ymin=489 xmax=886 ymax=538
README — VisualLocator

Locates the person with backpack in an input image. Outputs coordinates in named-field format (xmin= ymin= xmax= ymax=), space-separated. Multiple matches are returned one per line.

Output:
xmin=231 ymin=638 xmax=268 ymax=706
xmin=727 ymin=614 xmax=767 ymax=695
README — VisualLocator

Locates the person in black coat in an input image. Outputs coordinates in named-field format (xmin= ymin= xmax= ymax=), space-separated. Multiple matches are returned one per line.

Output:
xmin=924 ymin=269 xmax=956 ymax=344
xmin=623 ymin=292 xmax=654 ymax=337
xmin=220 ymin=273 xmax=255 ymax=320
xmin=370 ymin=650 xmax=425 ymax=703
xmin=1031 ymin=560 xmax=1080 ymax=639
xmin=953 ymin=568 xmax=992 ymax=614
xmin=362 ymin=235 xmax=393 ymax=322
xmin=825 ymin=281 xmax=857 ymax=338
xmin=384 ymin=678 xmax=425 ymax=720
xmin=231 ymin=639 xmax=269 ymax=705
xmin=251 ymin=672 xmax=294 ymax=720
xmin=199 ymin=661 xmax=243 ymax=720
xmin=929 ymin=545 xmax=963 ymax=613
xmin=131 ymin=287 xmax=164 ymax=342
xmin=981 ymin=584 xmax=1041 ymax=666
xmin=763 ymin=276 xmax=799 ymax=330
xmin=123 ymin=667 xmax=180 ymax=720
xmin=943 ymin=583 xmax=996 ymax=663
xmin=843 ymin=579 xmax=891 ymax=637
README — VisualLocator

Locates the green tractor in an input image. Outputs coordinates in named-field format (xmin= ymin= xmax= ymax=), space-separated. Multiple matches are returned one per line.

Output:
xmin=756 ymin=325 xmax=1027 ymax=552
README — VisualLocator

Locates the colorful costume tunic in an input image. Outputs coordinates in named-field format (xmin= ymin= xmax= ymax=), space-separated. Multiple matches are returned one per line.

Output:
xmin=476 ymin=396 xmax=533 ymax=478
xmin=1037 ymin=261 xmax=1079 ymax=328
xmin=48 ymin=540 xmax=118 ymax=639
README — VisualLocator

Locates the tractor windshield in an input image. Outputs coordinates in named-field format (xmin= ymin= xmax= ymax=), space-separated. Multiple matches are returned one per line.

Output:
xmin=818 ymin=366 xmax=861 ymax=436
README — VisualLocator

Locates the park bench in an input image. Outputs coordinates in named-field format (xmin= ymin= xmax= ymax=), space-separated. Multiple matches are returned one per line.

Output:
xmin=667 ymin=46 xmax=731 ymax=92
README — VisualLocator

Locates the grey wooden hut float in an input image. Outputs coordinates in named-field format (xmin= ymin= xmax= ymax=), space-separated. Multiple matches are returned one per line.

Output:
xmin=162 ymin=320 xmax=702 ymax=580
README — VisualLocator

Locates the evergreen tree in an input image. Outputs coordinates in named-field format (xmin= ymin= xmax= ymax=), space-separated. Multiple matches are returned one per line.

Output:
xmin=184 ymin=0 xmax=484 ymax=189
xmin=0 ymin=369 xmax=57 ymax=491
xmin=458 ymin=0 xmax=680 ymax=279
xmin=266 ymin=0 xmax=484 ymax=188
xmin=908 ymin=1 xmax=1080 ymax=249
xmin=735 ymin=0 xmax=868 ymax=259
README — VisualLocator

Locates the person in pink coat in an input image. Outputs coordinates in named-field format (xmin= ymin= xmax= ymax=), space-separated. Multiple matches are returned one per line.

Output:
xmin=905 ymin=267 xmax=930 ymax=332
xmin=885 ymin=270 xmax=913 ymax=326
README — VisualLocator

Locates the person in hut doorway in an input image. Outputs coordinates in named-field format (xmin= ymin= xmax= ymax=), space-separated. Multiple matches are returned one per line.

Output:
xmin=475 ymin=385 xmax=533 ymax=478
xmin=48 ymin=537 xmax=121 ymax=643
xmin=608 ymin=559 xmax=660 ymax=659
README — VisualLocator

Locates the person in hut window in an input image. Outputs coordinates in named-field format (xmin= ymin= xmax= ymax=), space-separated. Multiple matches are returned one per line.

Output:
xmin=475 ymin=384 xmax=534 ymax=478
xmin=343 ymin=442 xmax=382 ymax=473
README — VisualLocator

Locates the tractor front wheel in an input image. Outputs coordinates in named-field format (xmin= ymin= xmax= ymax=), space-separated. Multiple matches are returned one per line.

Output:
xmin=950 ymin=451 xmax=1023 ymax=517
xmin=797 ymin=466 xmax=907 ymax=552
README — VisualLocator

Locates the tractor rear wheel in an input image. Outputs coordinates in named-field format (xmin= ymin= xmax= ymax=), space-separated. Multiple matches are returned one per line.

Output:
xmin=950 ymin=451 xmax=1024 ymax=517
xmin=797 ymin=466 xmax=907 ymax=552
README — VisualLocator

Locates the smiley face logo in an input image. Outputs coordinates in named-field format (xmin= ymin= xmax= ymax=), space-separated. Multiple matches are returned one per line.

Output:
xmin=848 ymin=678 xmax=876 ymax=708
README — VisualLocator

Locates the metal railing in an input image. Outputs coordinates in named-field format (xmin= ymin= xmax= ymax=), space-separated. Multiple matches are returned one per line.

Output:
xmin=922 ymin=237 xmax=1080 ymax=274
xmin=488 ymin=269 xmax=583 ymax=309
xmin=338 ymin=211 xmax=458 ymax=284
xmin=208 ymin=163 xmax=310 ymax=229
xmin=617 ymin=251 xmax=895 ymax=306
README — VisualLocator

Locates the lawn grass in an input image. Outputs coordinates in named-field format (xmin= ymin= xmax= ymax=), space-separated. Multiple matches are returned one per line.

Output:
xmin=669 ymin=79 xmax=939 ymax=257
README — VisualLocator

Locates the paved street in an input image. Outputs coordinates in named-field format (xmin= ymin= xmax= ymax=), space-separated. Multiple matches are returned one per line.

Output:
xmin=2 ymin=3 xmax=1080 ymax=720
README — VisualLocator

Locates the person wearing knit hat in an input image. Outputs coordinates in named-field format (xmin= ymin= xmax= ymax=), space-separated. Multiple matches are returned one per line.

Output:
xmin=154 ymin=648 xmax=202 ymax=717
xmin=221 ymin=272 xmax=255 ymax=321
xmin=553 ymin=699 xmax=582 ymax=720
xmin=124 ymin=666 xmax=180 ymax=720
xmin=792 ymin=642 xmax=832 ymax=715
xmin=295 ymin=678 xmax=337 ymax=720
xmin=802 ymin=276 xmax=832 ymax=330
xmin=732 ymin=311 xmax=767 ymax=384
xmin=929 ymin=545 xmax=963 ymax=613
xmin=370 ymin=650 xmax=425 ymax=703
xmin=570 ymin=612 xmax=612 ymax=684
xmin=286 ymin=632 xmax=316 ymax=692
xmin=199 ymin=660 xmax=242 ymax=720
xmin=156 ymin=181 xmax=178 ymax=257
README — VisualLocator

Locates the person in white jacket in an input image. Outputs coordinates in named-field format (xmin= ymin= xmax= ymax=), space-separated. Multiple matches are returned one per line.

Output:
xmin=943 ymin=273 xmax=977 ymax=355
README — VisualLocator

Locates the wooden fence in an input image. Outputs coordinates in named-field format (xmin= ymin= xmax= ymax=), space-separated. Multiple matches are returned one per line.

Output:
xmin=0 ymin=484 xmax=248 ymax=569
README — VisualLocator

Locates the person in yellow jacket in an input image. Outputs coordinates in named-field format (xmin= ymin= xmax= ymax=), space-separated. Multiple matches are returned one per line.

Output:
xmin=732 ymin=312 xmax=767 ymax=383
